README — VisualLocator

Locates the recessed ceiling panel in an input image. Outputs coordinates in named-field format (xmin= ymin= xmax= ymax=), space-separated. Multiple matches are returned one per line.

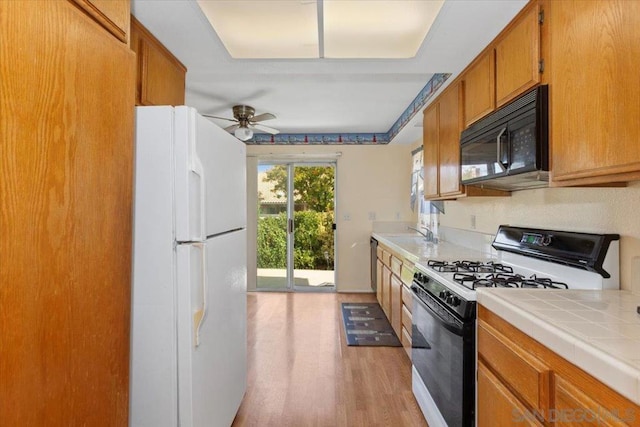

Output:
xmin=323 ymin=0 xmax=444 ymax=58
xmin=197 ymin=0 xmax=319 ymax=58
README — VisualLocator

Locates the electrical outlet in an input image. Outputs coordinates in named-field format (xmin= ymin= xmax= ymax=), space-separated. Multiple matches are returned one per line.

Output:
xmin=343 ymin=213 xmax=351 ymax=221
xmin=368 ymin=212 xmax=376 ymax=221
xmin=470 ymin=215 xmax=476 ymax=230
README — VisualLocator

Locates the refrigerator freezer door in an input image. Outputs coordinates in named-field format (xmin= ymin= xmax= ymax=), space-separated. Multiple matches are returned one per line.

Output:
xmin=174 ymin=107 xmax=247 ymax=242
xmin=176 ymin=229 xmax=247 ymax=427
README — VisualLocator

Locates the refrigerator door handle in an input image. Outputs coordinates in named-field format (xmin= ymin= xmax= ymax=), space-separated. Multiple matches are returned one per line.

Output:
xmin=191 ymin=151 xmax=206 ymax=241
xmin=192 ymin=242 xmax=207 ymax=346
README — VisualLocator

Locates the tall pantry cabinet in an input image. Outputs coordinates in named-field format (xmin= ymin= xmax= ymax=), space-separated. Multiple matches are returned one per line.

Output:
xmin=0 ymin=1 xmax=135 ymax=426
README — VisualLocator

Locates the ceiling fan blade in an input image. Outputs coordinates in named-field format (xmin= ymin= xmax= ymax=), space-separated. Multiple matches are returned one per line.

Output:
xmin=201 ymin=114 xmax=238 ymax=123
xmin=250 ymin=123 xmax=280 ymax=135
xmin=224 ymin=124 xmax=240 ymax=133
xmin=250 ymin=112 xmax=276 ymax=122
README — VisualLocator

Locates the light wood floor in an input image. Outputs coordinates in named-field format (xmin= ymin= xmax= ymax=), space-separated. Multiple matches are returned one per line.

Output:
xmin=232 ymin=292 xmax=428 ymax=427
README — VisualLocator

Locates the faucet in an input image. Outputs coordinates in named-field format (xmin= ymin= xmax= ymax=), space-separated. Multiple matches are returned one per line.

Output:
xmin=407 ymin=226 xmax=437 ymax=243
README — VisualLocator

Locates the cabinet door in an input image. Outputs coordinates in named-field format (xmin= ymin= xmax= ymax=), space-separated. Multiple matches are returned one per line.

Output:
xmin=131 ymin=17 xmax=186 ymax=107
xmin=390 ymin=274 xmax=403 ymax=336
xmin=1 ymin=1 xmax=135 ymax=425
xmin=554 ymin=375 xmax=630 ymax=427
xmin=549 ymin=1 xmax=640 ymax=184
xmin=381 ymin=265 xmax=392 ymax=318
xmin=463 ymin=50 xmax=495 ymax=127
xmin=495 ymin=4 xmax=540 ymax=107
xmin=71 ymin=0 xmax=130 ymax=42
xmin=376 ymin=259 xmax=383 ymax=306
xmin=438 ymin=82 xmax=464 ymax=197
xmin=423 ymin=104 xmax=440 ymax=199
xmin=478 ymin=362 xmax=544 ymax=427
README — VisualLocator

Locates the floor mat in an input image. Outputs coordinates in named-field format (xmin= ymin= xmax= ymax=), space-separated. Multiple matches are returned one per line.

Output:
xmin=340 ymin=302 xmax=402 ymax=347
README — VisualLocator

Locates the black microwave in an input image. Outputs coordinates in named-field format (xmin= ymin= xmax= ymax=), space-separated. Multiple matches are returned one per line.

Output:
xmin=460 ymin=85 xmax=548 ymax=191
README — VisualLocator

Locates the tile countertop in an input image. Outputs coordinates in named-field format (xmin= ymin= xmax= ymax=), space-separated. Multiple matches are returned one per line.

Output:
xmin=371 ymin=232 xmax=495 ymax=264
xmin=478 ymin=288 xmax=640 ymax=405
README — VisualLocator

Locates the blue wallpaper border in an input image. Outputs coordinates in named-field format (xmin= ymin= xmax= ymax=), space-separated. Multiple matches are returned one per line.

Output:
xmin=245 ymin=72 xmax=451 ymax=145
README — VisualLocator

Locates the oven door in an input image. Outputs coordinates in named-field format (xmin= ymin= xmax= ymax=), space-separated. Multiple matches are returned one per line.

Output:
xmin=412 ymin=291 xmax=475 ymax=427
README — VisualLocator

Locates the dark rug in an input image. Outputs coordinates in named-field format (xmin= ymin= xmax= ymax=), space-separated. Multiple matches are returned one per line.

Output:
xmin=340 ymin=302 xmax=401 ymax=347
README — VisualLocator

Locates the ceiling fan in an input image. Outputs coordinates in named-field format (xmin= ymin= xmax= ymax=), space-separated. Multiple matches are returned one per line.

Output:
xmin=203 ymin=105 xmax=279 ymax=141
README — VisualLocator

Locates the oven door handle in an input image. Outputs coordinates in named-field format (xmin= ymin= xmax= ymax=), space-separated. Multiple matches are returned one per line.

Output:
xmin=413 ymin=292 xmax=465 ymax=337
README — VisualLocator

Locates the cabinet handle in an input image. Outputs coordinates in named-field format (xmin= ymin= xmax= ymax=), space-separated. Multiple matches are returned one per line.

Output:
xmin=496 ymin=127 xmax=508 ymax=173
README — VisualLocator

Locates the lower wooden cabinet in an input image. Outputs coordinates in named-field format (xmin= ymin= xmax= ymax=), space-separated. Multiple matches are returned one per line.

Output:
xmin=478 ymin=306 xmax=640 ymax=426
xmin=390 ymin=274 xmax=403 ymax=336
xmin=376 ymin=259 xmax=383 ymax=307
xmin=381 ymin=264 xmax=392 ymax=318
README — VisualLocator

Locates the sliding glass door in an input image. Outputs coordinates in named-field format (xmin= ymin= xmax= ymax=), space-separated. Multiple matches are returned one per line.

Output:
xmin=256 ymin=162 xmax=335 ymax=292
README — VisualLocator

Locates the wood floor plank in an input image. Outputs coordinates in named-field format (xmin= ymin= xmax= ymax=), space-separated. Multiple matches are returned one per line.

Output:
xmin=232 ymin=293 xmax=428 ymax=427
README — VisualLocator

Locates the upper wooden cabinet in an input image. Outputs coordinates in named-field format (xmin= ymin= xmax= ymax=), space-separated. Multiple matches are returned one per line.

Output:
xmin=462 ymin=1 xmax=541 ymax=127
xmin=462 ymin=52 xmax=495 ymax=128
xmin=71 ymin=0 xmax=130 ymax=42
xmin=547 ymin=0 xmax=640 ymax=186
xmin=130 ymin=16 xmax=187 ymax=107
xmin=495 ymin=3 xmax=541 ymax=107
xmin=423 ymin=82 xmax=465 ymax=199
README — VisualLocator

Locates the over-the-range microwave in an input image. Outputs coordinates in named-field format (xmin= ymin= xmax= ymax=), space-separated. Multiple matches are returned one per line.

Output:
xmin=460 ymin=85 xmax=549 ymax=191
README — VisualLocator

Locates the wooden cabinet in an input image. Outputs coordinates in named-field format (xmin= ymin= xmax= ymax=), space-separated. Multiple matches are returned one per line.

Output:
xmin=130 ymin=16 xmax=186 ymax=107
xmin=463 ymin=51 xmax=495 ymax=128
xmin=71 ymin=0 xmax=130 ymax=42
xmin=478 ymin=305 xmax=640 ymax=426
xmin=495 ymin=3 xmax=541 ymax=107
xmin=375 ymin=241 xmax=414 ymax=360
xmin=462 ymin=1 xmax=541 ymax=126
xmin=423 ymin=82 xmax=465 ymax=199
xmin=547 ymin=0 xmax=640 ymax=186
xmin=381 ymin=265 xmax=392 ymax=318
xmin=376 ymin=259 xmax=383 ymax=307
xmin=390 ymin=274 xmax=403 ymax=337
xmin=1 ymin=1 xmax=135 ymax=425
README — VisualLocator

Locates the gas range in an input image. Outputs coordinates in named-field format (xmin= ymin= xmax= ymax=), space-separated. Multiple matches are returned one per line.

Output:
xmin=413 ymin=225 xmax=621 ymax=308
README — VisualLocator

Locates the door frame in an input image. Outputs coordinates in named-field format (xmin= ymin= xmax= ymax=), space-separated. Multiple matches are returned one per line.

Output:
xmin=256 ymin=159 xmax=337 ymax=292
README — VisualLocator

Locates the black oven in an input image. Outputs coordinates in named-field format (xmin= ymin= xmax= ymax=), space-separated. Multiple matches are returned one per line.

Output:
xmin=460 ymin=85 xmax=548 ymax=191
xmin=411 ymin=272 xmax=475 ymax=427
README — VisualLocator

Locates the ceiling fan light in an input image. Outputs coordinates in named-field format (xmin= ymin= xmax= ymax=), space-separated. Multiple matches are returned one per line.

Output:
xmin=234 ymin=127 xmax=254 ymax=141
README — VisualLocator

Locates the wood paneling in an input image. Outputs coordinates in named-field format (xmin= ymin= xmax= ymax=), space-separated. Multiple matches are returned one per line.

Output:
xmin=0 ymin=1 xmax=135 ymax=425
xmin=548 ymin=0 xmax=640 ymax=185
xmin=70 ymin=0 xmax=130 ymax=42
xmin=232 ymin=293 xmax=426 ymax=426
xmin=463 ymin=51 xmax=495 ymax=127
xmin=495 ymin=3 xmax=541 ymax=107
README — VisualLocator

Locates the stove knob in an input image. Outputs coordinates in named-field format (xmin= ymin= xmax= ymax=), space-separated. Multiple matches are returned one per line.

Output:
xmin=451 ymin=296 xmax=461 ymax=307
xmin=439 ymin=291 xmax=446 ymax=299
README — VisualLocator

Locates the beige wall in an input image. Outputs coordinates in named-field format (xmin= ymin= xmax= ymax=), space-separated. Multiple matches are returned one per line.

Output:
xmin=246 ymin=144 xmax=416 ymax=292
xmin=440 ymin=183 xmax=640 ymax=294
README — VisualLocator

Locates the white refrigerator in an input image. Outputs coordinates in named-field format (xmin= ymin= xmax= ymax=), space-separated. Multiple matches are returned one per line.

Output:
xmin=130 ymin=106 xmax=247 ymax=427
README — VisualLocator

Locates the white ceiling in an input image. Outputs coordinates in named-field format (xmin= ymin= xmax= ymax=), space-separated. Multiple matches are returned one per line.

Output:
xmin=131 ymin=0 xmax=527 ymax=144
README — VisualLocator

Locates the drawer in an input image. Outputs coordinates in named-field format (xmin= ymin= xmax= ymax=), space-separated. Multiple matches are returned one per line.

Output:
xmin=382 ymin=249 xmax=391 ymax=267
xmin=400 ymin=261 xmax=415 ymax=286
xmin=401 ymin=285 xmax=413 ymax=312
xmin=401 ymin=326 xmax=412 ymax=360
xmin=478 ymin=320 xmax=550 ymax=411
xmin=401 ymin=304 xmax=412 ymax=336
xmin=376 ymin=246 xmax=383 ymax=260
xmin=391 ymin=256 xmax=402 ymax=276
